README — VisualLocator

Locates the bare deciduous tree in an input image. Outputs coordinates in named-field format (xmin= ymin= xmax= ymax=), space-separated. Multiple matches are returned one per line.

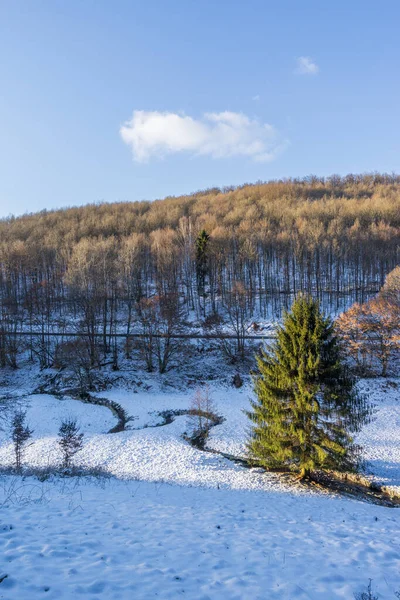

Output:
xmin=337 ymin=294 xmax=400 ymax=376
xmin=136 ymin=297 xmax=157 ymax=372
xmin=154 ymin=294 xmax=184 ymax=374
xmin=1 ymin=175 xmax=400 ymax=374
xmin=381 ymin=265 xmax=400 ymax=310
xmin=220 ymin=281 xmax=250 ymax=360
xmin=187 ymin=385 xmax=216 ymax=436
xmin=136 ymin=294 xmax=184 ymax=374
xmin=55 ymin=338 xmax=96 ymax=396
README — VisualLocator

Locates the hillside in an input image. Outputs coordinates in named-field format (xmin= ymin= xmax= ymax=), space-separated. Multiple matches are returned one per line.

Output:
xmin=0 ymin=173 xmax=399 ymax=370
xmin=2 ymin=174 xmax=400 ymax=253
xmin=1 ymin=176 xmax=400 ymax=598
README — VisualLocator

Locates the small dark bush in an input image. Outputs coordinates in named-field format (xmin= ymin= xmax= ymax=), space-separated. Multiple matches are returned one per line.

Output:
xmin=58 ymin=418 xmax=84 ymax=469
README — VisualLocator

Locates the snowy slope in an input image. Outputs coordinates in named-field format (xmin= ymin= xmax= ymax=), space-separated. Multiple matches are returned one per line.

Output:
xmin=357 ymin=379 xmax=400 ymax=490
xmin=0 ymin=379 xmax=399 ymax=598
xmin=0 ymin=379 xmax=399 ymax=492
xmin=0 ymin=476 xmax=399 ymax=600
xmin=0 ymin=389 xmax=292 ymax=492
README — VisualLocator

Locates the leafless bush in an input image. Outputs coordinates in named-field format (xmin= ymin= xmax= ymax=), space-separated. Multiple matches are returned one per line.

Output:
xmin=202 ymin=312 xmax=224 ymax=330
xmin=212 ymin=329 xmax=238 ymax=364
xmin=0 ymin=475 xmax=49 ymax=508
xmin=187 ymin=385 xmax=216 ymax=436
xmin=354 ymin=580 xmax=378 ymax=600
xmin=55 ymin=339 xmax=97 ymax=395
xmin=136 ymin=294 xmax=184 ymax=373
xmin=0 ymin=463 xmax=110 ymax=483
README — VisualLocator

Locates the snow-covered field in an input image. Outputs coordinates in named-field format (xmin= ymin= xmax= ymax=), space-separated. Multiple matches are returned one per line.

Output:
xmin=1 ymin=475 xmax=400 ymax=599
xmin=0 ymin=387 xmax=290 ymax=491
xmin=0 ymin=377 xmax=400 ymax=598
xmin=1 ymin=379 xmax=400 ymax=492
xmin=357 ymin=379 xmax=400 ymax=490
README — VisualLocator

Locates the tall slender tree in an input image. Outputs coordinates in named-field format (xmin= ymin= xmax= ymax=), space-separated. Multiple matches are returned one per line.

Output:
xmin=195 ymin=229 xmax=210 ymax=298
xmin=247 ymin=295 xmax=369 ymax=478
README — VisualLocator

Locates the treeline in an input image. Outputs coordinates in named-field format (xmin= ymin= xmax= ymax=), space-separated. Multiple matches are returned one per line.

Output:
xmin=0 ymin=173 xmax=400 ymax=370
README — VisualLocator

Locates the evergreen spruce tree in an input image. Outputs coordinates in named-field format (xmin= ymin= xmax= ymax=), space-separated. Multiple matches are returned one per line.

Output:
xmin=247 ymin=295 xmax=369 ymax=479
xmin=195 ymin=230 xmax=210 ymax=297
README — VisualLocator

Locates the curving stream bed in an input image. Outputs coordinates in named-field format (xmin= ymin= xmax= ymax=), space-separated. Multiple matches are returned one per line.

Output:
xmin=4 ymin=387 xmax=399 ymax=507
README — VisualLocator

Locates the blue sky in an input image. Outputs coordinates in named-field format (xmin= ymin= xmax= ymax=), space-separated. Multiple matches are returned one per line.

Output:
xmin=1 ymin=0 xmax=399 ymax=217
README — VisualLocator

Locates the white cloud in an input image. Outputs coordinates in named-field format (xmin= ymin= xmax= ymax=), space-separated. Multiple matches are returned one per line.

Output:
xmin=252 ymin=94 xmax=261 ymax=101
xmin=120 ymin=110 xmax=287 ymax=163
xmin=295 ymin=56 xmax=319 ymax=75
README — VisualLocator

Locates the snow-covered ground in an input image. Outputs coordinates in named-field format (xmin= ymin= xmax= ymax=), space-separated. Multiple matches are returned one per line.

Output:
xmin=0 ymin=388 xmax=291 ymax=492
xmin=358 ymin=378 xmax=400 ymax=490
xmin=1 ymin=475 xmax=399 ymax=599
xmin=1 ymin=379 xmax=400 ymax=492
xmin=0 ymin=377 xmax=400 ymax=598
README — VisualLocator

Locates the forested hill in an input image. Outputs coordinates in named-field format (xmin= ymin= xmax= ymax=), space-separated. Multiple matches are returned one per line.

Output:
xmin=0 ymin=173 xmax=400 ymax=338
xmin=2 ymin=173 xmax=400 ymax=245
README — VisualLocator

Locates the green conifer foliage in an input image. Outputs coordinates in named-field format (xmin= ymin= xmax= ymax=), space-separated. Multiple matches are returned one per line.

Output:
xmin=247 ymin=295 xmax=369 ymax=478
xmin=195 ymin=229 xmax=210 ymax=296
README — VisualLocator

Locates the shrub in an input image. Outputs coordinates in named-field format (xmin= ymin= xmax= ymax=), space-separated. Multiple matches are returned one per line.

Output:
xmin=11 ymin=411 xmax=33 ymax=471
xmin=58 ymin=418 xmax=84 ymax=469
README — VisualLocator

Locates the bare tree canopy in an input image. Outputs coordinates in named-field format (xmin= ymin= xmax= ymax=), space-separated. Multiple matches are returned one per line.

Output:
xmin=1 ymin=174 xmax=400 ymax=369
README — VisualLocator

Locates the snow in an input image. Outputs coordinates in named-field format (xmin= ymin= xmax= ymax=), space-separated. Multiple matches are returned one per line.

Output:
xmin=0 ymin=394 xmax=116 ymax=470
xmin=100 ymin=381 xmax=400 ymax=494
xmin=0 ymin=377 xmax=400 ymax=598
xmin=357 ymin=379 xmax=400 ymax=491
xmin=1 ymin=379 xmax=400 ymax=492
xmin=0 ymin=476 xmax=399 ymax=599
xmin=20 ymin=394 xmax=115 ymax=438
xmin=0 ymin=388 xmax=294 ymax=492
